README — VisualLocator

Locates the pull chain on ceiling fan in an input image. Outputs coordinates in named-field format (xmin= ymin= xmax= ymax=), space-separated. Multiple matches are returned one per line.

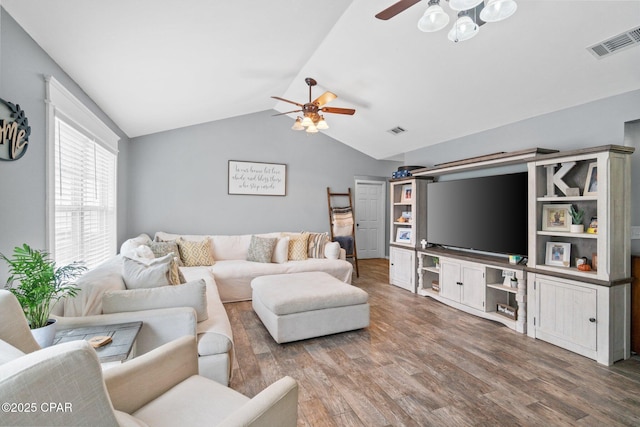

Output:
xmin=272 ymin=78 xmax=356 ymax=134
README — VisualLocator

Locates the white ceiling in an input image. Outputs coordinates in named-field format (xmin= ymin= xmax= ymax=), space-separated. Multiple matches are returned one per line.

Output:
xmin=3 ymin=0 xmax=640 ymax=160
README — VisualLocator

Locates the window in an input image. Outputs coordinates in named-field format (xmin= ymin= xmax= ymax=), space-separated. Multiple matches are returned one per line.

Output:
xmin=46 ymin=76 xmax=119 ymax=269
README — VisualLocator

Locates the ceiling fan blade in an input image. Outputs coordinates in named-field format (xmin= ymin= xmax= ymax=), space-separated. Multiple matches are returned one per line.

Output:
xmin=312 ymin=91 xmax=337 ymax=107
xmin=321 ymin=106 xmax=356 ymax=115
xmin=271 ymin=96 xmax=304 ymax=107
xmin=272 ymin=109 xmax=302 ymax=116
xmin=375 ymin=0 xmax=421 ymax=20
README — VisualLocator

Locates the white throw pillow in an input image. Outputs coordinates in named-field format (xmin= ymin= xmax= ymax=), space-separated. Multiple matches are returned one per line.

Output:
xmin=119 ymin=233 xmax=152 ymax=258
xmin=122 ymin=254 xmax=173 ymax=290
xmin=271 ymin=236 xmax=290 ymax=264
xmin=102 ymin=279 xmax=208 ymax=322
xmin=324 ymin=241 xmax=341 ymax=260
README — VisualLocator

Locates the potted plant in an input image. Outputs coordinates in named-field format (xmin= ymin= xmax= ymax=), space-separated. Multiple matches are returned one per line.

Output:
xmin=432 ymin=257 xmax=440 ymax=269
xmin=569 ymin=205 xmax=585 ymax=233
xmin=1 ymin=244 xmax=86 ymax=347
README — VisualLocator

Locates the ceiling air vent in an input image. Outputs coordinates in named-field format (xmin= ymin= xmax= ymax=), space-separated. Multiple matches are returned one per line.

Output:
xmin=387 ymin=126 xmax=407 ymax=135
xmin=587 ymin=26 xmax=640 ymax=59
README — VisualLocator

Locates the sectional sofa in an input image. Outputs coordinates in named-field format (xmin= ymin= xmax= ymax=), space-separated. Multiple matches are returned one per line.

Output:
xmin=56 ymin=231 xmax=354 ymax=385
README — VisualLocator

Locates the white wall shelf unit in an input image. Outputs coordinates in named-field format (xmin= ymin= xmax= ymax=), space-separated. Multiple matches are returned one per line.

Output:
xmin=388 ymin=178 xmax=429 ymax=292
xmin=393 ymin=144 xmax=634 ymax=365
xmin=526 ymin=145 xmax=634 ymax=365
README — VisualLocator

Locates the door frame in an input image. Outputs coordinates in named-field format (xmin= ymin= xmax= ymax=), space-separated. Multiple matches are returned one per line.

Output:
xmin=354 ymin=179 xmax=386 ymax=259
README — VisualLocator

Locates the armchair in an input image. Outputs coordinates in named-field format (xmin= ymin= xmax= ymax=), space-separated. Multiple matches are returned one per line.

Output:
xmin=0 ymin=289 xmax=197 ymax=359
xmin=0 ymin=336 xmax=298 ymax=426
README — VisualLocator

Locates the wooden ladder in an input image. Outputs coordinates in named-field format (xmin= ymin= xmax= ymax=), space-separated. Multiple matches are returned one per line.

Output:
xmin=327 ymin=187 xmax=359 ymax=277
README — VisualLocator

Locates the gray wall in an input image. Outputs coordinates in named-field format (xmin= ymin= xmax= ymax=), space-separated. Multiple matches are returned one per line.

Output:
xmin=127 ymin=110 xmax=399 ymax=238
xmin=403 ymin=90 xmax=640 ymax=255
xmin=0 ymin=9 xmax=130 ymax=282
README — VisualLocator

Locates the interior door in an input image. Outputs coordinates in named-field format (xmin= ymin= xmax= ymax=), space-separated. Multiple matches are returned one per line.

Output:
xmin=355 ymin=180 xmax=385 ymax=259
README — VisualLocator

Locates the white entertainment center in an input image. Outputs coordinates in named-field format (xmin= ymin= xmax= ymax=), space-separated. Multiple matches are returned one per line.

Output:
xmin=388 ymin=146 xmax=634 ymax=365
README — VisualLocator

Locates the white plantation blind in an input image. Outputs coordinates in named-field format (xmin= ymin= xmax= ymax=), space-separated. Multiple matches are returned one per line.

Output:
xmin=54 ymin=118 xmax=116 ymax=268
xmin=46 ymin=76 xmax=119 ymax=269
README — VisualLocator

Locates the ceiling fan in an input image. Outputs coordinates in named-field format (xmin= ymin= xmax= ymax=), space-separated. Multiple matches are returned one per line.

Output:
xmin=272 ymin=77 xmax=355 ymax=133
xmin=375 ymin=0 xmax=422 ymax=20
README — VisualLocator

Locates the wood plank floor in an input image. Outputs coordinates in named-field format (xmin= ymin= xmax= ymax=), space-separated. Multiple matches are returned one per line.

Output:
xmin=225 ymin=259 xmax=640 ymax=426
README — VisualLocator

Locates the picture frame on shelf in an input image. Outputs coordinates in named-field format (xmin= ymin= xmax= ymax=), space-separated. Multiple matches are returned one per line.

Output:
xmin=542 ymin=204 xmax=572 ymax=232
xmin=584 ymin=162 xmax=598 ymax=196
xmin=401 ymin=184 xmax=412 ymax=203
xmin=396 ymin=227 xmax=412 ymax=244
xmin=545 ymin=242 xmax=571 ymax=267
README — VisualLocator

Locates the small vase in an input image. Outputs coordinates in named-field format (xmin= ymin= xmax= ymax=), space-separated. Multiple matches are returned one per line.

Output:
xmin=570 ymin=224 xmax=584 ymax=233
xmin=31 ymin=319 xmax=57 ymax=348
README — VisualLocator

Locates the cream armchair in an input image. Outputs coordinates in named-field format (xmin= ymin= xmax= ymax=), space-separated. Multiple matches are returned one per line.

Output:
xmin=0 ymin=336 xmax=298 ymax=426
xmin=0 ymin=289 xmax=197 ymax=359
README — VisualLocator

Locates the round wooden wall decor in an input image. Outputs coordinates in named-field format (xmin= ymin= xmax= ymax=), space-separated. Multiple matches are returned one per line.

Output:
xmin=0 ymin=98 xmax=31 ymax=161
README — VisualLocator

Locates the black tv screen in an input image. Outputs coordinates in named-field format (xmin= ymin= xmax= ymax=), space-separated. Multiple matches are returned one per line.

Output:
xmin=426 ymin=172 xmax=528 ymax=256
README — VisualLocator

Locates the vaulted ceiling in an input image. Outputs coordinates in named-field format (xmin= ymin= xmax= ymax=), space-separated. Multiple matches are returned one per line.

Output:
xmin=3 ymin=0 xmax=640 ymax=159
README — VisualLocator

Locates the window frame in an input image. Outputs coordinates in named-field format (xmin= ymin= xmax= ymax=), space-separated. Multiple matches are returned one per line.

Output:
xmin=45 ymin=75 xmax=120 ymax=267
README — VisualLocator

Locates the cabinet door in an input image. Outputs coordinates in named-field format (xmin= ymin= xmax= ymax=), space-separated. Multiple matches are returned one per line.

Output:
xmin=460 ymin=265 xmax=485 ymax=311
xmin=536 ymin=277 xmax=597 ymax=356
xmin=439 ymin=260 xmax=461 ymax=302
xmin=389 ymin=247 xmax=415 ymax=292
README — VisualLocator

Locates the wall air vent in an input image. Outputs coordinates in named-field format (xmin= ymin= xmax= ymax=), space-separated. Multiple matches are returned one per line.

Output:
xmin=587 ymin=26 xmax=640 ymax=59
xmin=387 ymin=126 xmax=407 ymax=135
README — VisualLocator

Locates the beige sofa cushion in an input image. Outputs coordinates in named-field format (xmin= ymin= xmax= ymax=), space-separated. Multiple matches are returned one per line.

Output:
xmin=133 ymin=375 xmax=249 ymax=426
xmin=210 ymin=234 xmax=252 ymax=260
xmin=103 ymin=280 xmax=208 ymax=322
xmin=64 ymin=256 xmax=127 ymax=317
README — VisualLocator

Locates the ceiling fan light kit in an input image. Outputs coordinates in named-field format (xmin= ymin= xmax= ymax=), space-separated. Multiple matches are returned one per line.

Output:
xmin=417 ymin=2 xmax=450 ymax=33
xmin=448 ymin=12 xmax=480 ymax=42
xmin=449 ymin=0 xmax=484 ymax=12
xmin=479 ymin=0 xmax=518 ymax=23
xmin=382 ymin=0 xmax=517 ymax=42
xmin=272 ymin=77 xmax=355 ymax=134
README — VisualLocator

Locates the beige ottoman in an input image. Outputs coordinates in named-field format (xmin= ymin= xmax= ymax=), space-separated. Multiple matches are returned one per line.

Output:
xmin=251 ymin=272 xmax=370 ymax=344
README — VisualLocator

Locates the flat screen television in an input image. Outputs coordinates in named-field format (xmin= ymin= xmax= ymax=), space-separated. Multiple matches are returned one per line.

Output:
xmin=426 ymin=172 xmax=528 ymax=256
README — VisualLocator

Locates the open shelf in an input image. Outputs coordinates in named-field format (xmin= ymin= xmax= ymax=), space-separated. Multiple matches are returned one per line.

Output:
xmin=537 ymin=231 xmax=597 ymax=239
xmin=487 ymin=283 xmax=518 ymax=294
xmin=537 ymin=195 xmax=597 ymax=202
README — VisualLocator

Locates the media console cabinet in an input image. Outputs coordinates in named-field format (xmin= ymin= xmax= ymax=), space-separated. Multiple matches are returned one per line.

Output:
xmin=389 ymin=145 xmax=634 ymax=365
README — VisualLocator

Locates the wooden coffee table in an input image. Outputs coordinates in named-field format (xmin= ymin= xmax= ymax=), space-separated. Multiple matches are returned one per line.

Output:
xmin=53 ymin=321 xmax=142 ymax=364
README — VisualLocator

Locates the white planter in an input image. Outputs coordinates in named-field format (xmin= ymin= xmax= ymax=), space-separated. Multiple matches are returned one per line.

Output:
xmin=570 ymin=224 xmax=584 ymax=233
xmin=31 ymin=319 xmax=57 ymax=348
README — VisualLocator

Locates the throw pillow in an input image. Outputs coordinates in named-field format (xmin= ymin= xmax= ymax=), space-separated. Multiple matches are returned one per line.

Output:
xmin=168 ymin=257 xmax=186 ymax=285
xmin=177 ymin=237 xmax=214 ymax=267
xmin=150 ymin=241 xmax=183 ymax=266
xmin=285 ymin=232 xmax=309 ymax=261
xmin=271 ymin=236 xmax=290 ymax=264
xmin=324 ymin=241 xmax=341 ymax=260
xmin=102 ymin=279 xmax=208 ymax=322
xmin=119 ymin=233 xmax=153 ymax=257
xmin=246 ymin=235 xmax=278 ymax=263
xmin=307 ymin=232 xmax=329 ymax=258
xmin=122 ymin=254 xmax=173 ymax=290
